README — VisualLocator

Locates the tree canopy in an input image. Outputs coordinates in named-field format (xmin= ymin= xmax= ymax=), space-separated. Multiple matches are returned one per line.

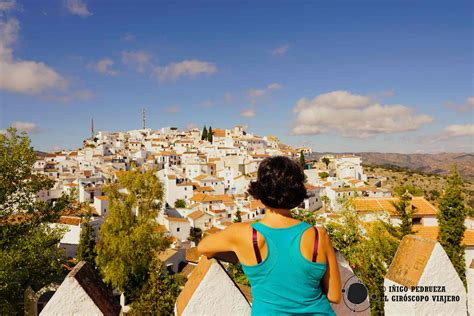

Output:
xmin=437 ymin=166 xmax=467 ymax=287
xmin=0 ymin=128 xmax=69 ymax=313
xmin=96 ymin=168 xmax=170 ymax=300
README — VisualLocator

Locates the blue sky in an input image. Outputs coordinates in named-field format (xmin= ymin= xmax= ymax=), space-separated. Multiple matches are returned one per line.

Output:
xmin=0 ymin=0 xmax=472 ymax=153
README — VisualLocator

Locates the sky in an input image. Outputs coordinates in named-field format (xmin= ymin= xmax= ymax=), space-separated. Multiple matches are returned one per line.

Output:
xmin=0 ymin=0 xmax=472 ymax=153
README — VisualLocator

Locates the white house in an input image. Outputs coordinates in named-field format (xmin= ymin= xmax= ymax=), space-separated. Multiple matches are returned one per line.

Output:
xmin=335 ymin=155 xmax=367 ymax=181
xmin=93 ymin=196 xmax=108 ymax=216
xmin=164 ymin=216 xmax=191 ymax=242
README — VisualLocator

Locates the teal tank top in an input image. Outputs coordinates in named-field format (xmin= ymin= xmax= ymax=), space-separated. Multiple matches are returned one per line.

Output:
xmin=241 ymin=221 xmax=336 ymax=316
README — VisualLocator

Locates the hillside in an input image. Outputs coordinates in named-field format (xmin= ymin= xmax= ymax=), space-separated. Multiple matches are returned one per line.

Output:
xmin=311 ymin=152 xmax=474 ymax=181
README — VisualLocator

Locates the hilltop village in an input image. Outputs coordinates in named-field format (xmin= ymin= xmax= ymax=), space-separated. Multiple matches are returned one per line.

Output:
xmin=33 ymin=125 xmax=474 ymax=272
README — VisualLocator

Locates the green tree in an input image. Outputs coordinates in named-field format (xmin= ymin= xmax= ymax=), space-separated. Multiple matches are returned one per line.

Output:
xmin=77 ymin=216 xmax=97 ymax=267
xmin=321 ymin=157 xmax=330 ymax=169
xmin=390 ymin=192 xmax=414 ymax=237
xmin=207 ymin=126 xmax=213 ymax=143
xmin=129 ymin=257 xmax=183 ymax=315
xmin=227 ymin=263 xmax=249 ymax=286
xmin=174 ymin=199 xmax=186 ymax=208
xmin=188 ymin=227 xmax=202 ymax=244
xmin=437 ymin=166 xmax=467 ymax=287
xmin=201 ymin=125 xmax=208 ymax=141
xmin=234 ymin=209 xmax=242 ymax=223
xmin=96 ymin=168 xmax=170 ymax=301
xmin=299 ymin=151 xmax=306 ymax=169
xmin=0 ymin=128 xmax=70 ymax=313
xmin=325 ymin=206 xmax=400 ymax=314
xmin=291 ymin=208 xmax=321 ymax=225
xmin=393 ymin=184 xmax=424 ymax=197
xmin=318 ymin=172 xmax=329 ymax=180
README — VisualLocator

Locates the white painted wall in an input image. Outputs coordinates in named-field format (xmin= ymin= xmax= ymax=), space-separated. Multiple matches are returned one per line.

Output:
xmin=40 ymin=276 xmax=103 ymax=316
xmin=180 ymin=260 xmax=251 ymax=316
xmin=384 ymin=243 xmax=467 ymax=315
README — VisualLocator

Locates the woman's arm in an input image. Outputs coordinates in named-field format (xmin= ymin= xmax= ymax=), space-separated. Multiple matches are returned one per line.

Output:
xmin=321 ymin=228 xmax=342 ymax=304
xmin=197 ymin=222 xmax=242 ymax=257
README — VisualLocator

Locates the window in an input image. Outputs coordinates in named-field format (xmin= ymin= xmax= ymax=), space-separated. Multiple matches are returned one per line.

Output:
xmin=177 ymin=227 xmax=180 ymax=232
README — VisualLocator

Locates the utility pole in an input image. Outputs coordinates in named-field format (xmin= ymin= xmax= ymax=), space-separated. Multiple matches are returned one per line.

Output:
xmin=142 ymin=108 xmax=146 ymax=130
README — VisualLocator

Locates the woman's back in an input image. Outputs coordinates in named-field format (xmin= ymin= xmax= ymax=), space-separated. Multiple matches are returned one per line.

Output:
xmin=239 ymin=221 xmax=336 ymax=315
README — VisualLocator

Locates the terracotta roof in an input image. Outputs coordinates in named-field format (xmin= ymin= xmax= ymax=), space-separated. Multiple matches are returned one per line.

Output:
xmin=190 ymin=193 xmax=234 ymax=203
xmin=413 ymin=225 xmax=474 ymax=246
xmin=157 ymin=248 xmax=178 ymax=262
xmin=154 ymin=224 xmax=167 ymax=233
xmin=63 ymin=183 xmax=79 ymax=187
xmin=385 ymin=235 xmax=435 ymax=288
xmin=66 ymin=261 xmax=121 ymax=315
xmin=212 ymin=128 xmax=226 ymax=137
xmin=94 ymin=196 xmax=108 ymax=201
xmin=59 ymin=216 xmax=81 ymax=226
xmin=176 ymin=256 xmax=212 ymax=316
xmin=157 ymin=151 xmax=176 ymax=156
xmin=186 ymin=247 xmax=201 ymax=263
xmin=304 ymin=184 xmax=323 ymax=190
xmin=166 ymin=216 xmax=189 ymax=223
xmin=195 ymin=186 xmax=214 ymax=192
xmin=177 ymin=181 xmax=194 ymax=187
xmin=352 ymin=197 xmax=438 ymax=217
xmin=205 ymin=226 xmax=223 ymax=235
xmin=245 ymin=199 xmax=265 ymax=210
xmin=187 ymin=210 xmax=206 ymax=220
xmin=0 ymin=213 xmax=33 ymax=225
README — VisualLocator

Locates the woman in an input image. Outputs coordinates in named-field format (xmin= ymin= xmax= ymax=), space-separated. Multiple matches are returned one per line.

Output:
xmin=197 ymin=156 xmax=341 ymax=315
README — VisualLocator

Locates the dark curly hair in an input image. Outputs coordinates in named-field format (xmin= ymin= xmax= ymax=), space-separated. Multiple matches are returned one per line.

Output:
xmin=247 ymin=156 xmax=308 ymax=209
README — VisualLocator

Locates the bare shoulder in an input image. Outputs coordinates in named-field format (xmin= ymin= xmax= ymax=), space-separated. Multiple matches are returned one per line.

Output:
xmin=315 ymin=226 xmax=332 ymax=246
xmin=219 ymin=221 xmax=251 ymax=239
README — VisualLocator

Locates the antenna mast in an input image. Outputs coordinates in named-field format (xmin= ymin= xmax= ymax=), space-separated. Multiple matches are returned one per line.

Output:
xmin=142 ymin=108 xmax=146 ymax=129
xmin=91 ymin=118 xmax=94 ymax=138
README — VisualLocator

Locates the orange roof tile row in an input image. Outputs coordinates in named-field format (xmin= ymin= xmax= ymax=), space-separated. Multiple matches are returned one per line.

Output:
xmin=413 ymin=225 xmax=474 ymax=246
xmin=190 ymin=193 xmax=234 ymax=203
xmin=352 ymin=197 xmax=438 ymax=216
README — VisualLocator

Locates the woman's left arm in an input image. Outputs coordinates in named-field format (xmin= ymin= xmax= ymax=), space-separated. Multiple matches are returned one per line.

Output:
xmin=197 ymin=222 xmax=242 ymax=257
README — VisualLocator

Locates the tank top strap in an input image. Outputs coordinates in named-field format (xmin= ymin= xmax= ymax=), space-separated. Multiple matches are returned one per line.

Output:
xmin=251 ymin=221 xmax=311 ymax=244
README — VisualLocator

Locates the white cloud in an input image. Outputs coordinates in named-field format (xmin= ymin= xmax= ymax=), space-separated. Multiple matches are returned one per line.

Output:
xmin=443 ymin=124 xmax=474 ymax=137
xmin=291 ymin=90 xmax=433 ymax=138
xmin=0 ymin=0 xmax=16 ymax=11
xmin=0 ymin=18 xmax=66 ymax=94
xmin=153 ymin=60 xmax=217 ymax=82
xmin=247 ymin=83 xmax=282 ymax=104
xmin=10 ymin=121 xmax=41 ymax=133
xmin=42 ymin=89 xmax=94 ymax=103
xmin=270 ymin=44 xmax=290 ymax=56
xmin=185 ymin=122 xmax=198 ymax=130
xmin=163 ymin=105 xmax=180 ymax=113
xmin=121 ymin=50 xmax=152 ymax=73
xmin=64 ymin=0 xmax=91 ymax=17
xmin=90 ymin=58 xmax=118 ymax=76
xmin=240 ymin=109 xmax=256 ymax=117
xmin=445 ymin=96 xmax=474 ymax=112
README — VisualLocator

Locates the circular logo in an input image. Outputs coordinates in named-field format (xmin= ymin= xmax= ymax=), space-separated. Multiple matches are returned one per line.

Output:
xmin=341 ymin=275 xmax=370 ymax=312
